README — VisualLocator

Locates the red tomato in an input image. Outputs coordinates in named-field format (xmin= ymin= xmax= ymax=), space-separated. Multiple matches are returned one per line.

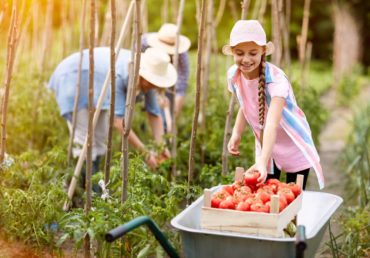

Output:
xmin=260 ymin=184 xmax=276 ymax=193
xmin=219 ymin=196 xmax=236 ymax=209
xmin=245 ymin=195 xmax=263 ymax=206
xmin=244 ymin=171 xmax=261 ymax=186
xmin=222 ymin=185 xmax=234 ymax=196
xmin=211 ymin=190 xmax=230 ymax=208
xmin=256 ymin=189 xmax=272 ymax=203
xmin=232 ymin=180 xmax=243 ymax=191
xmin=250 ymin=202 xmax=269 ymax=213
xmin=266 ymin=178 xmax=281 ymax=193
xmin=278 ymin=188 xmax=295 ymax=204
xmin=233 ymin=186 xmax=253 ymax=202
xmin=236 ymin=201 xmax=251 ymax=211
xmin=287 ymin=182 xmax=302 ymax=197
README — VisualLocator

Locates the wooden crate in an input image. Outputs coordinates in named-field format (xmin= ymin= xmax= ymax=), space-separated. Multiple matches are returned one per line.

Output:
xmin=200 ymin=168 xmax=303 ymax=237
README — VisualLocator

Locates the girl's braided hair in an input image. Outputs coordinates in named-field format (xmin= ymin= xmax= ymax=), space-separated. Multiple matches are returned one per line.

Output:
xmin=258 ymin=54 xmax=266 ymax=144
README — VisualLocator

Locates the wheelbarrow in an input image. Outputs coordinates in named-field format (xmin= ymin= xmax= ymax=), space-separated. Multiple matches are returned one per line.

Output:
xmin=106 ymin=190 xmax=342 ymax=258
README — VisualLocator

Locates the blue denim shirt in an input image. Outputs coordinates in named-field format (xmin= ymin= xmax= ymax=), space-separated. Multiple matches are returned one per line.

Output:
xmin=48 ymin=47 xmax=161 ymax=119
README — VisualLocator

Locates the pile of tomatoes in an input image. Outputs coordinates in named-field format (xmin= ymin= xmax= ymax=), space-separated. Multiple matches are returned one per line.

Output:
xmin=210 ymin=171 xmax=302 ymax=213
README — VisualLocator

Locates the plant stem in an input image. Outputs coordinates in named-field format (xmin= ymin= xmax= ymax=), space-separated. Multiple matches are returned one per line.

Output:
xmin=104 ymin=0 xmax=116 ymax=184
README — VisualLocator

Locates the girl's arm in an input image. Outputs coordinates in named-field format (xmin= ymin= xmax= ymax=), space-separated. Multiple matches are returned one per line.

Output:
xmin=247 ymin=97 xmax=285 ymax=182
xmin=228 ymin=107 xmax=247 ymax=156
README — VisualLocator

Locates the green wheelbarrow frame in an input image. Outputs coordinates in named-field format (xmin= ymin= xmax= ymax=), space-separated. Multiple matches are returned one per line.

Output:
xmin=105 ymin=216 xmax=307 ymax=258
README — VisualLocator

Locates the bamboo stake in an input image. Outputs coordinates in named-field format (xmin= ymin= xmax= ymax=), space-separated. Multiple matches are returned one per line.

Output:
xmin=241 ymin=0 xmax=250 ymax=19
xmin=171 ymin=0 xmax=179 ymax=23
xmin=298 ymin=0 xmax=311 ymax=88
xmin=221 ymin=96 xmax=236 ymax=175
xmin=94 ymin=0 xmax=99 ymax=46
xmin=271 ymin=0 xmax=282 ymax=67
xmin=258 ymin=0 xmax=267 ymax=24
xmin=100 ymin=0 xmax=112 ymax=46
xmin=221 ymin=0 xmax=250 ymax=175
xmin=170 ymin=0 xmax=185 ymax=178
xmin=61 ymin=1 xmax=69 ymax=58
xmin=68 ymin=0 xmax=87 ymax=166
xmin=279 ymin=0 xmax=291 ymax=74
xmin=251 ymin=0 xmax=261 ymax=19
xmin=161 ymin=0 xmax=169 ymax=23
xmin=13 ymin=2 xmax=32 ymax=72
xmin=38 ymin=0 xmax=53 ymax=72
xmin=302 ymin=41 xmax=312 ymax=89
xmin=141 ymin=0 xmax=148 ymax=33
xmin=228 ymin=1 xmax=239 ymax=22
xmin=63 ymin=0 xmax=135 ymax=211
xmin=84 ymin=0 xmax=95 ymax=256
xmin=200 ymin=0 xmax=212 ymax=165
xmin=121 ymin=0 xmax=141 ymax=203
xmin=31 ymin=1 xmax=39 ymax=69
xmin=188 ymin=0 xmax=207 ymax=190
xmin=104 ymin=0 xmax=116 ymax=184
xmin=0 ymin=6 xmax=17 ymax=164
xmin=214 ymin=0 xmax=226 ymax=27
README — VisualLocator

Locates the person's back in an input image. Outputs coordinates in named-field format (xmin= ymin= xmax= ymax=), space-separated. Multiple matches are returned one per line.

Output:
xmin=49 ymin=47 xmax=131 ymax=118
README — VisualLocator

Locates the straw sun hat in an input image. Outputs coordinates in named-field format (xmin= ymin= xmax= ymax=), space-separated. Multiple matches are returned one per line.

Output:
xmin=222 ymin=20 xmax=274 ymax=56
xmin=139 ymin=47 xmax=178 ymax=88
xmin=147 ymin=23 xmax=191 ymax=55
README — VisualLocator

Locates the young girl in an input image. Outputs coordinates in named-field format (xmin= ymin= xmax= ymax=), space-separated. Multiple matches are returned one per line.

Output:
xmin=224 ymin=20 xmax=324 ymax=189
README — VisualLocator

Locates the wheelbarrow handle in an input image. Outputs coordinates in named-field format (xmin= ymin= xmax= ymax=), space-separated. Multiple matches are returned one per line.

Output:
xmin=105 ymin=216 xmax=179 ymax=258
xmin=296 ymin=225 xmax=307 ymax=258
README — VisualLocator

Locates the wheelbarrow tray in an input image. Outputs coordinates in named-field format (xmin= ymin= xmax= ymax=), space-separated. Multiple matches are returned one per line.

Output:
xmin=171 ymin=188 xmax=342 ymax=258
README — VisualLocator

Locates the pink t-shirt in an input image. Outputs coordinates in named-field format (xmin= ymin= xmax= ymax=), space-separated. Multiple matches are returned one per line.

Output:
xmin=228 ymin=67 xmax=311 ymax=172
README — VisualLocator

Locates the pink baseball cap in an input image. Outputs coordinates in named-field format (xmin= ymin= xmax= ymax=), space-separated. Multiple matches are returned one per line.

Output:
xmin=222 ymin=20 xmax=274 ymax=56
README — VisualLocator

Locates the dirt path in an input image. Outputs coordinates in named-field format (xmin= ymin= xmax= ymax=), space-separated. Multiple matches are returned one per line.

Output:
xmin=310 ymin=85 xmax=370 ymax=257
xmin=0 ymin=237 xmax=50 ymax=258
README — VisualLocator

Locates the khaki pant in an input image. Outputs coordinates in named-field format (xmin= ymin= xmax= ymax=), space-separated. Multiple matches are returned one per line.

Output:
xmin=66 ymin=109 xmax=109 ymax=161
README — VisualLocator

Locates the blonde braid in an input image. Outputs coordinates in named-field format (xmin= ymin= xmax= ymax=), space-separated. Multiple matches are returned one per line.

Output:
xmin=258 ymin=54 xmax=266 ymax=144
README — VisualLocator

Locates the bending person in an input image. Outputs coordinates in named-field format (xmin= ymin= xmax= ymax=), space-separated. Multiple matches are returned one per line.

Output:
xmin=48 ymin=47 xmax=177 ymax=177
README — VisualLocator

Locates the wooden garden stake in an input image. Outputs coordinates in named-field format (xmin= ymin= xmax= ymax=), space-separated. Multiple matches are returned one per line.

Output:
xmin=258 ymin=0 xmax=267 ymax=24
xmin=214 ymin=0 xmax=226 ymax=27
xmin=200 ymin=0 xmax=213 ymax=166
xmin=121 ymin=0 xmax=141 ymax=203
xmin=170 ymin=0 xmax=185 ymax=179
xmin=221 ymin=0 xmax=250 ymax=175
xmin=221 ymin=95 xmax=236 ymax=175
xmin=171 ymin=0 xmax=179 ymax=22
xmin=63 ymin=0 xmax=135 ymax=211
xmin=298 ymin=0 xmax=311 ymax=88
xmin=38 ymin=0 xmax=53 ymax=72
xmin=68 ymin=0 xmax=87 ymax=166
xmin=161 ymin=0 xmax=169 ymax=23
xmin=0 ymin=6 xmax=18 ymax=165
xmin=241 ymin=0 xmax=250 ymax=19
xmin=188 ymin=0 xmax=207 ymax=190
xmin=104 ymin=0 xmax=116 ymax=185
xmin=271 ymin=0 xmax=282 ymax=67
xmin=279 ymin=0 xmax=291 ymax=74
xmin=84 ymin=0 xmax=95 ymax=256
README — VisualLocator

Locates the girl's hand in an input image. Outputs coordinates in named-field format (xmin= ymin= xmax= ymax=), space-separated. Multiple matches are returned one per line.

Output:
xmin=157 ymin=148 xmax=171 ymax=164
xmin=145 ymin=151 xmax=158 ymax=169
xmin=228 ymin=133 xmax=241 ymax=156
xmin=246 ymin=161 xmax=268 ymax=185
